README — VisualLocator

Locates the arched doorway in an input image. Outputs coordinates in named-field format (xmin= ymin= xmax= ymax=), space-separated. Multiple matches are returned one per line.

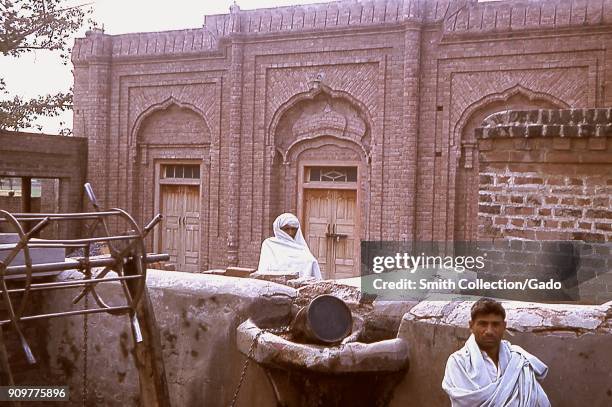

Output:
xmin=269 ymin=88 xmax=371 ymax=279
xmin=133 ymin=100 xmax=211 ymax=272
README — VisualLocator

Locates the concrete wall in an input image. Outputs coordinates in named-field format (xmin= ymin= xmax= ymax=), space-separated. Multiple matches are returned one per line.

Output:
xmin=18 ymin=271 xmax=612 ymax=406
xmin=36 ymin=270 xmax=291 ymax=406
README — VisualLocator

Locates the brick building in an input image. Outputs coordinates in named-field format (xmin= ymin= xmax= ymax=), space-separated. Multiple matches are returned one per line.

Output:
xmin=71 ymin=0 xmax=612 ymax=276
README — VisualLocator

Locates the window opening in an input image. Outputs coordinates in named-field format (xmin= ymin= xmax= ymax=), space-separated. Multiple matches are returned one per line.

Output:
xmin=161 ymin=164 xmax=200 ymax=180
xmin=306 ymin=167 xmax=357 ymax=183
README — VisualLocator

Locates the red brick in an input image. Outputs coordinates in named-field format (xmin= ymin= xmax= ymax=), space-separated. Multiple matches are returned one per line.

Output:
xmin=595 ymin=223 xmax=612 ymax=232
xmin=514 ymin=176 xmax=544 ymax=185
xmin=586 ymin=209 xmax=612 ymax=220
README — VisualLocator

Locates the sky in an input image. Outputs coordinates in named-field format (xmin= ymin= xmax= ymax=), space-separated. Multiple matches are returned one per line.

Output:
xmin=1 ymin=0 xmax=333 ymax=134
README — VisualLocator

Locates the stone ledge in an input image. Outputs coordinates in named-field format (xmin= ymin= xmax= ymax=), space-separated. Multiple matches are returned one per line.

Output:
xmin=476 ymin=108 xmax=612 ymax=139
xmin=403 ymin=299 xmax=612 ymax=335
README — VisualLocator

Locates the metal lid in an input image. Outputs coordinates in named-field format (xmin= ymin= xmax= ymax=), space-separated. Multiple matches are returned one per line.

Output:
xmin=306 ymin=294 xmax=353 ymax=343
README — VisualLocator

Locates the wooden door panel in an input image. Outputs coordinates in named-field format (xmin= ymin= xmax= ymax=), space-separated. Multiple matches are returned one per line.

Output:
xmin=304 ymin=189 xmax=332 ymax=277
xmin=161 ymin=185 xmax=182 ymax=268
xmin=183 ymin=186 xmax=200 ymax=272
xmin=332 ymin=190 xmax=357 ymax=278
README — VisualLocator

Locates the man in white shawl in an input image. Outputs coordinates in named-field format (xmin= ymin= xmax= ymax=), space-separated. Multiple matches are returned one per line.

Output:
xmin=442 ymin=298 xmax=550 ymax=407
xmin=257 ymin=213 xmax=322 ymax=279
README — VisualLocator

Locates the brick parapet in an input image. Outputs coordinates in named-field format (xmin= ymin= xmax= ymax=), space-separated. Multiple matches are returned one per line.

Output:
xmin=204 ymin=0 xmax=428 ymax=37
xmin=70 ymin=0 xmax=612 ymax=65
xmin=71 ymin=28 xmax=220 ymax=65
xmin=71 ymin=0 xmax=443 ymax=65
xmin=443 ymin=0 xmax=612 ymax=38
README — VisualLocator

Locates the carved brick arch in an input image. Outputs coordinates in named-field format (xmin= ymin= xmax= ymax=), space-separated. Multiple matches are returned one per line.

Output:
xmin=287 ymin=136 xmax=366 ymax=163
xmin=282 ymin=129 xmax=369 ymax=164
xmin=268 ymin=83 xmax=373 ymax=156
xmin=451 ymin=85 xmax=569 ymax=245
xmin=131 ymin=97 xmax=212 ymax=145
xmin=453 ymin=84 xmax=569 ymax=147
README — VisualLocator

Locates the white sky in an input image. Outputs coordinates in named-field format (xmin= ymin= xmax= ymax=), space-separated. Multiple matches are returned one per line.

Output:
xmin=1 ymin=0 xmax=332 ymax=134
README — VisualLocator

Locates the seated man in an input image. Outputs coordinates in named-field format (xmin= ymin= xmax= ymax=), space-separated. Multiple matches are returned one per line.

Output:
xmin=257 ymin=213 xmax=322 ymax=279
xmin=442 ymin=298 xmax=550 ymax=407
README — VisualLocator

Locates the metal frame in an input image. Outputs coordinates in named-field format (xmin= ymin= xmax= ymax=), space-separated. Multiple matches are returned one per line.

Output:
xmin=0 ymin=191 xmax=172 ymax=406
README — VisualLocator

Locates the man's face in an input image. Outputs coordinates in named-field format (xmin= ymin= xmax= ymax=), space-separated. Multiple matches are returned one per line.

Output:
xmin=469 ymin=313 xmax=506 ymax=351
xmin=280 ymin=225 xmax=298 ymax=239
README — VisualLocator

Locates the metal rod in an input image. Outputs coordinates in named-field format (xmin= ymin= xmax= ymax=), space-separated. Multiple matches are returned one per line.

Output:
xmin=3 ymin=253 xmax=170 ymax=275
xmin=3 ymin=211 xmax=121 ymax=219
xmin=2 ymin=234 xmax=142 ymax=249
xmin=26 ymin=218 xmax=50 ymax=237
xmin=27 ymin=235 xmax=141 ymax=245
xmin=143 ymin=214 xmax=163 ymax=235
xmin=5 ymin=275 xmax=143 ymax=294
xmin=26 ymin=243 xmax=88 ymax=249
xmin=0 ymin=306 xmax=131 ymax=325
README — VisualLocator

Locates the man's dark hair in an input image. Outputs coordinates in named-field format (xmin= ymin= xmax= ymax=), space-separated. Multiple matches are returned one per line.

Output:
xmin=470 ymin=298 xmax=506 ymax=321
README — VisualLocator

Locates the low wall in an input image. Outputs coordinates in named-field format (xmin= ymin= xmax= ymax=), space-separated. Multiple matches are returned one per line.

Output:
xmin=12 ymin=272 xmax=612 ymax=406
xmin=35 ymin=270 xmax=293 ymax=406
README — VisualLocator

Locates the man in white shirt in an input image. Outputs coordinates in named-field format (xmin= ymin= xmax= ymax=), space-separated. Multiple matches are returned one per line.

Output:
xmin=442 ymin=298 xmax=550 ymax=407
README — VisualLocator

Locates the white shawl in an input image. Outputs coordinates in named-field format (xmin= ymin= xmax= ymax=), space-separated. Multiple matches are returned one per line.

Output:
xmin=257 ymin=213 xmax=322 ymax=279
xmin=442 ymin=334 xmax=550 ymax=407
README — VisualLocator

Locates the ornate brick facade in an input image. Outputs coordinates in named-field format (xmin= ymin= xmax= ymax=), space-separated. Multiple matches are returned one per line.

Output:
xmin=71 ymin=0 xmax=612 ymax=271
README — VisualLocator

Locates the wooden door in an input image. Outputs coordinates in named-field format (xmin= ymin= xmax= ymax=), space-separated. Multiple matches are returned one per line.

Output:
xmin=304 ymin=189 xmax=358 ymax=279
xmin=160 ymin=185 xmax=200 ymax=272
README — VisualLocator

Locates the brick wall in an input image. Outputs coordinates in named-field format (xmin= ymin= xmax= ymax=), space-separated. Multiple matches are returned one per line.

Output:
xmin=476 ymin=108 xmax=612 ymax=242
xmin=71 ymin=0 xmax=612 ymax=272
xmin=0 ymin=131 xmax=87 ymax=238
xmin=475 ymin=108 xmax=612 ymax=303
xmin=444 ymin=0 xmax=612 ymax=36
xmin=0 ymin=197 xmax=41 ymax=213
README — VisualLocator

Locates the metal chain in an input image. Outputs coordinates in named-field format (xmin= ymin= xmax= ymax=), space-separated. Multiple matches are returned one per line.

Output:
xmin=229 ymin=326 xmax=290 ymax=407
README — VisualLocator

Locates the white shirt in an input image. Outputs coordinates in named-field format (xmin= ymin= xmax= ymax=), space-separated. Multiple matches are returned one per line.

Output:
xmin=481 ymin=351 xmax=500 ymax=383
